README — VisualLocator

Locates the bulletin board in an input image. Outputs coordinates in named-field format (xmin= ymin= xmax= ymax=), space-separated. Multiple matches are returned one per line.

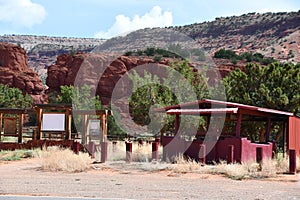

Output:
xmin=42 ymin=113 xmax=65 ymax=131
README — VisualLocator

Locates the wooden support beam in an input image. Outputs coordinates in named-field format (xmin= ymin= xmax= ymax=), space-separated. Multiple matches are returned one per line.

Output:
xmin=174 ymin=114 xmax=179 ymax=135
xmin=0 ymin=113 xmax=2 ymax=141
xmin=81 ymin=114 xmax=87 ymax=144
xmin=102 ymin=110 xmax=108 ymax=142
xmin=36 ymin=107 xmax=42 ymax=140
xmin=18 ymin=114 xmax=23 ymax=143
xmin=265 ymin=117 xmax=271 ymax=142
xmin=235 ymin=112 xmax=242 ymax=137
xmin=206 ymin=116 xmax=210 ymax=131
xmin=100 ymin=113 xmax=108 ymax=143
xmin=65 ymin=108 xmax=71 ymax=140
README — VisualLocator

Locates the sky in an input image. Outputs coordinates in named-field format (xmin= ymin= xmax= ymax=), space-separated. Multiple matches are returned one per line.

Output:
xmin=0 ymin=0 xmax=299 ymax=39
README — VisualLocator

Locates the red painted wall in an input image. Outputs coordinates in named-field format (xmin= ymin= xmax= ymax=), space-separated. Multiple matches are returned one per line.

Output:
xmin=240 ymin=138 xmax=273 ymax=161
xmin=162 ymin=136 xmax=273 ymax=163
xmin=288 ymin=116 xmax=300 ymax=156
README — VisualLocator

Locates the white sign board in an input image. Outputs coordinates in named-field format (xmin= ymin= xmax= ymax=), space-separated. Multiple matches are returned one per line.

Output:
xmin=42 ymin=113 xmax=65 ymax=131
xmin=89 ymin=119 xmax=101 ymax=136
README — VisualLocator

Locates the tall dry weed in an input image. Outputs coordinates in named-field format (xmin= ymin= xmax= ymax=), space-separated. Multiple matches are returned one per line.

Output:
xmin=165 ymin=155 xmax=291 ymax=180
xmin=168 ymin=154 xmax=201 ymax=173
xmin=37 ymin=147 xmax=92 ymax=173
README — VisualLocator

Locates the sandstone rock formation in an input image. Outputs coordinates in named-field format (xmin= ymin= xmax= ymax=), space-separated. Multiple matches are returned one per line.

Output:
xmin=0 ymin=42 xmax=46 ymax=103
xmin=46 ymin=53 xmax=175 ymax=105
xmin=46 ymin=51 xmax=240 ymax=107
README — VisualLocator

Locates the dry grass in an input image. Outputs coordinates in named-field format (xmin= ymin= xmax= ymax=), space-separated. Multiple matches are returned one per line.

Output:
xmin=132 ymin=143 xmax=154 ymax=162
xmin=167 ymin=154 xmax=201 ymax=173
xmin=36 ymin=147 xmax=92 ymax=173
xmin=0 ymin=149 xmax=34 ymax=161
xmin=165 ymin=154 xmax=293 ymax=180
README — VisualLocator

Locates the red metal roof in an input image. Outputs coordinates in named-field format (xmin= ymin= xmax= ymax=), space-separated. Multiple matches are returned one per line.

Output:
xmin=155 ymin=99 xmax=294 ymax=116
xmin=166 ymin=108 xmax=238 ymax=115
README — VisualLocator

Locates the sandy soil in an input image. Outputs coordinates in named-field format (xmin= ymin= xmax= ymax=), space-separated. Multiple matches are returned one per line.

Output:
xmin=0 ymin=158 xmax=299 ymax=200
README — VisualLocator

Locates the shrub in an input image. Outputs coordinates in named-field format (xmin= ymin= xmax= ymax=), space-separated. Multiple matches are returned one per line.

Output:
xmin=154 ymin=55 xmax=162 ymax=62
xmin=0 ymin=149 xmax=34 ymax=161
xmin=37 ymin=147 xmax=92 ymax=173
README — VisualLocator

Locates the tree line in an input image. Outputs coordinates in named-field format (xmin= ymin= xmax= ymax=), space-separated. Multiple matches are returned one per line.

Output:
xmin=0 ymin=55 xmax=299 ymax=139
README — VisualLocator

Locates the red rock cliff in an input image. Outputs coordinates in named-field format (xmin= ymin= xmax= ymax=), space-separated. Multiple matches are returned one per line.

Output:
xmin=0 ymin=42 xmax=46 ymax=103
xmin=46 ymin=53 xmax=240 ymax=106
xmin=46 ymin=53 xmax=175 ymax=105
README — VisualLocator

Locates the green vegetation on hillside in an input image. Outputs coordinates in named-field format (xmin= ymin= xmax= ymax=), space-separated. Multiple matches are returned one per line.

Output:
xmin=124 ymin=47 xmax=182 ymax=59
xmin=214 ymin=48 xmax=277 ymax=65
xmin=124 ymin=44 xmax=206 ymax=62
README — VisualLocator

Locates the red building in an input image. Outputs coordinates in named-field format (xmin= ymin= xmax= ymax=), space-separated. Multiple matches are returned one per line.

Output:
xmin=157 ymin=99 xmax=300 ymax=164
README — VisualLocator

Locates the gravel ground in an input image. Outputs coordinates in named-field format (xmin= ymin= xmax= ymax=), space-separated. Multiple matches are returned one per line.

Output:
xmin=0 ymin=159 xmax=299 ymax=200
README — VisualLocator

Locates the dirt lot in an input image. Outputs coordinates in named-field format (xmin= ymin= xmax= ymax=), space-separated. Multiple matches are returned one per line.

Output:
xmin=0 ymin=158 xmax=299 ymax=200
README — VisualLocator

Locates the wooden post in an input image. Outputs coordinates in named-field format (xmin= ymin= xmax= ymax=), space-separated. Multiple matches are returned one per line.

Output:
xmin=101 ymin=111 xmax=108 ymax=143
xmin=235 ymin=112 xmax=242 ymax=137
xmin=155 ymin=138 xmax=160 ymax=145
xmin=289 ymin=149 xmax=296 ymax=174
xmin=126 ymin=142 xmax=132 ymax=163
xmin=36 ymin=107 xmax=43 ymax=140
xmin=227 ymin=145 xmax=234 ymax=164
xmin=80 ymin=115 xmax=85 ymax=144
xmin=0 ymin=113 xmax=3 ymax=141
xmin=256 ymin=147 xmax=263 ymax=164
xmin=199 ymin=144 xmax=206 ymax=164
xmin=72 ymin=141 xmax=80 ymax=154
xmin=282 ymin=122 xmax=287 ymax=158
xmin=83 ymin=114 xmax=88 ymax=144
xmin=174 ymin=114 xmax=179 ymax=135
xmin=265 ymin=117 xmax=271 ymax=142
xmin=104 ymin=111 xmax=108 ymax=142
xmin=101 ymin=142 xmax=108 ymax=163
xmin=18 ymin=114 xmax=23 ymax=143
xmin=152 ymin=142 xmax=159 ymax=161
xmin=89 ymin=141 xmax=95 ymax=158
xmin=65 ymin=108 xmax=71 ymax=140
xmin=206 ymin=116 xmax=210 ymax=131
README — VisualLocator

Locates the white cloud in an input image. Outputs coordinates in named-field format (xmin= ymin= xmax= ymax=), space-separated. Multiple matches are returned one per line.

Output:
xmin=95 ymin=6 xmax=173 ymax=39
xmin=0 ymin=0 xmax=46 ymax=27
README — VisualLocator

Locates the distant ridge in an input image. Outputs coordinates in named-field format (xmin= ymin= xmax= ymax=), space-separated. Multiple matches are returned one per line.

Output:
xmin=0 ymin=10 xmax=299 ymax=80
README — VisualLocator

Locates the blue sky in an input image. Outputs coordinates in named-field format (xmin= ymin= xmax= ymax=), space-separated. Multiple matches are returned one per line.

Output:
xmin=0 ymin=0 xmax=299 ymax=39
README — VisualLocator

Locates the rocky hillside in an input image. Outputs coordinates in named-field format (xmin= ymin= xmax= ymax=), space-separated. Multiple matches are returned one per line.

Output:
xmin=172 ymin=11 xmax=300 ymax=62
xmin=0 ymin=35 xmax=105 ymax=80
xmin=0 ymin=42 xmax=46 ymax=103
xmin=0 ymin=11 xmax=299 ymax=83
xmin=95 ymin=11 xmax=300 ymax=63
xmin=46 ymin=53 xmax=177 ymax=105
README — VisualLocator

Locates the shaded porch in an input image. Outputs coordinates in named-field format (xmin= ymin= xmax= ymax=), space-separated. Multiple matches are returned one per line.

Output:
xmin=157 ymin=99 xmax=298 ymax=164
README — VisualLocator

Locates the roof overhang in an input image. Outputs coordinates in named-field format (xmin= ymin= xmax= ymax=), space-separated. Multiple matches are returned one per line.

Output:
xmin=166 ymin=108 xmax=238 ymax=115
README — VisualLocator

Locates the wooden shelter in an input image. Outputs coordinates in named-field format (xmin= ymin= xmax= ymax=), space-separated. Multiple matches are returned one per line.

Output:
xmin=157 ymin=99 xmax=300 ymax=163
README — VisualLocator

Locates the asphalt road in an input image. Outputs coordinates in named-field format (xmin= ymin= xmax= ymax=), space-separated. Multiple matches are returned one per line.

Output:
xmin=0 ymin=196 xmax=132 ymax=200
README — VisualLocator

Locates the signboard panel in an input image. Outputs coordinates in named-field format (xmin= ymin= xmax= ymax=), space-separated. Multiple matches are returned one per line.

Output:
xmin=42 ymin=113 xmax=65 ymax=131
xmin=89 ymin=119 xmax=101 ymax=136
